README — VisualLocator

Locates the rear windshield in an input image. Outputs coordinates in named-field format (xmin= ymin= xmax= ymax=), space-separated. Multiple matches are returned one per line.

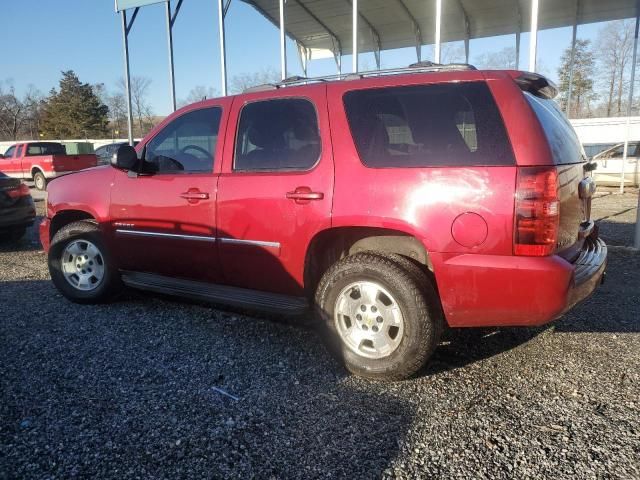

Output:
xmin=343 ymin=81 xmax=515 ymax=168
xmin=525 ymin=93 xmax=585 ymax=165
xmin=26 ymin=142 xmax=66 ymax=156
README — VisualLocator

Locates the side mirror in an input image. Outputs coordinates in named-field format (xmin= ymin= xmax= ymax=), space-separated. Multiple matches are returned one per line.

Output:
xmin=111 ymin=145 xmax=138 ymax=171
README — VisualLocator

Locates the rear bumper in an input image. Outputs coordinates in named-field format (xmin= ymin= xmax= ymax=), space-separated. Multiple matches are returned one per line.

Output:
xmin=433 ymin=236 xmax=607 ymax=327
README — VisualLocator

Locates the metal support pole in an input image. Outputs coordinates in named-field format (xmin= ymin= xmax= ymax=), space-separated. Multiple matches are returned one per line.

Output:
xmin=120 ymin=10 xmax=134 ymax=146
xmin=217 ymin=0 xmax=227 ymax=96
xmin=166 ymin=1 xmax=176 ymax=112
xmin=633 ymin=6 xmax=640 ymax=247
xmin=279 ymin=0 xmax=287 ymax=80
xmin=352 ymin=0 xmax=358 ymax=72
xmin=622 ymin=4 xmax=640 ymax=196
xmin=529 ymin=0 xmax=539 ymax=72
xmin=516 ymin=31 xmax=521 ymax=69
xmin=434 ymin=0 xmax=442 ymax=63
xmin=566 ymin=0 xmax=580 ymax=117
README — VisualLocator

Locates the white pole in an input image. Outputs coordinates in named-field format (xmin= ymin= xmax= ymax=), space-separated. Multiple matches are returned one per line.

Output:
xmin=622 ymin=7 xmax=640 ymax=195
xmin=352 ymin=0 xmax=358 ymax=72
xmin=529 ymin=0 xmax=539 ymax=72
xmin=166 ymin=1 xmax=176 ymax=112
xmin=217 ymin=0 xmax=227 ymax=96
xmin=279 ymin=0 xmax=287 ymax=80
xmin=434 ymin=0 xmax=442 ymax=63
xmin=120 ymin=10 xmax=134 ymax=146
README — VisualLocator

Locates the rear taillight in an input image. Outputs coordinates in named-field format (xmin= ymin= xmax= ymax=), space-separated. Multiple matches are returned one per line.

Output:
xmin=6 ymin=183 xmax=30 ymax=199
xmin=514 ymin=167 xmax=559 ymax=256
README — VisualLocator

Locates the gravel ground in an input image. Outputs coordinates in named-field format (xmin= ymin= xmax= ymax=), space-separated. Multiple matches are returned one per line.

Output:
xmin=0 ymin=187 xmax=639 ymax=479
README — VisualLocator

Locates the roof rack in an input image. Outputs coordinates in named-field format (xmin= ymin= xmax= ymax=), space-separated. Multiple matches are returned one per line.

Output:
xmin=243 ymin=62 xmax=478 ymax=93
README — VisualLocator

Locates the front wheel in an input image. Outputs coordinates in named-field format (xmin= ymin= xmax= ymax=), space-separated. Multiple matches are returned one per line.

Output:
xmin=48 ymin=221 xmax=121 ymax=303
xmin=315 ymin=252 xmax=443 ymax=381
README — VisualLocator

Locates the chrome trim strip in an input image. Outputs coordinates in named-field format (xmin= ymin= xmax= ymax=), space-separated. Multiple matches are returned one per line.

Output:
xmin=115 ymin=229 xmax=216 ymax=242
xmin=218 ymin=237 xmax=280 ymax=248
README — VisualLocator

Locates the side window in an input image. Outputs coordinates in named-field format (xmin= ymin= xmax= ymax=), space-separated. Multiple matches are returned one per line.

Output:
xmin=27 ymin=145 xmax=43 ymax=155
xmin=234 ymin=98 xmax=320 ymax=171
xmin=145 ymin=107 xmax=222 ymax=173
xmin=4 ymin=146 xmax=15 ymax=158
xmin=16 ymin=145 xmax=24 ymax=157
xmin=343 ymin=82 xmax=514 ymax=168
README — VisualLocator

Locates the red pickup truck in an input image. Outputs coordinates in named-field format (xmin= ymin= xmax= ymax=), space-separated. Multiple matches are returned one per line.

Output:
xmin=39 ymin=65 xmax=606 ymax=380
xmin=0 ymin=142 xmax=97 ymax=190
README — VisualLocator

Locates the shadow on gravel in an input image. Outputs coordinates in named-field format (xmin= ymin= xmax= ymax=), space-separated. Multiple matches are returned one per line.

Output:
xmin=0 ymin=279 xmax=413 ymax=478
xmin=596 ymin=219 xmax=636 ymax=247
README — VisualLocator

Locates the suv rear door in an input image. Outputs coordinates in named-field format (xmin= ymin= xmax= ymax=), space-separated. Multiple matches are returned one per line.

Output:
xmin=216 ymin=84 xmax=334 ymax=296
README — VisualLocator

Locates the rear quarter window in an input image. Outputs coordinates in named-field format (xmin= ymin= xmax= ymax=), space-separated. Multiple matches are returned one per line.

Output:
xmin=525 ymin=93 xmax=585 ymax=165
xmin=343 ymin=81 xmax=514 ymax=168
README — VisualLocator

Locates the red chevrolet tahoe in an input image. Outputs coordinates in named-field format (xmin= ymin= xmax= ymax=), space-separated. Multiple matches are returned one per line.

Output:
xmin=1 ymin=142 xmax=97 ymax=190
xmin=40 ymin=65 xmax=606 ymax=380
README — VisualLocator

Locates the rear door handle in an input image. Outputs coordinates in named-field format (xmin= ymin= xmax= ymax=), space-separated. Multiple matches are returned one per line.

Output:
xmin=180 ymin=189 xmax=209 ymax=203
xmin=286 ymin=187 xmax=324 ymax=204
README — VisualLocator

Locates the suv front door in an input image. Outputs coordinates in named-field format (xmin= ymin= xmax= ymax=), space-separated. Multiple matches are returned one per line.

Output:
xmin=217 ymin=85 xmax=334 ymax=296
xmin=109 ymin=101 xmax=229 ymax=282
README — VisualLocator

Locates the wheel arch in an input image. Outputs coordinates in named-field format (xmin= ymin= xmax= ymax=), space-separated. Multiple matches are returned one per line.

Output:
xmin=30 ymin=166 xmax=45 ymax=179
xmin=50 ymin=210 xmax=97 ymax=241
xmin=304 ymin=226 xmax=434 ymax=296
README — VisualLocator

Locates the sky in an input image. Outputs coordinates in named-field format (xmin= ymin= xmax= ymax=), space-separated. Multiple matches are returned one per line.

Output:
xmin=1 ymin=0 xmax=609 ymax=117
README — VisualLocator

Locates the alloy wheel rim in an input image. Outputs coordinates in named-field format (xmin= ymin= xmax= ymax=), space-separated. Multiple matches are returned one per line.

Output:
xmin=61 ymin=240 xmax=105 ymax=291
xmin=334 ymin=280 xmax=404 ymax=359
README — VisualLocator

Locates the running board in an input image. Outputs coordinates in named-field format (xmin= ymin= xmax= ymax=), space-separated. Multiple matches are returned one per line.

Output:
xmin=120 ymin=271 xmax=309 ymax=315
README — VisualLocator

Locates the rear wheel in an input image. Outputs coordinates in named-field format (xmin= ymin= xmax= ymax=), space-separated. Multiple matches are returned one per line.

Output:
xmin=48 ymin=221 xmax=121 ymax=303
xmin=33 ymin=171 xmax=47 ymax=191
xmin=315 ymin=252 xmax=443 ymax=381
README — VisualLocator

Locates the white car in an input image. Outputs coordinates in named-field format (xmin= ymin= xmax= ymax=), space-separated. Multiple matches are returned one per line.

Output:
xmin=591 ymin=142 xmax=640 ymax=186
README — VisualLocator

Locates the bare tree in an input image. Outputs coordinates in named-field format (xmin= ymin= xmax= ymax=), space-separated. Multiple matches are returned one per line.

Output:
xmin=118 ymin=76 xmax=154 ymax=136
xmin=178 ymin=85 xmax=217 ymax=108
xmin=0 ymin=82 xmax=25 ymax=141
xmin=230 ymin=67 xmax=280 ymax=94
xmin=473 ymin=47 xmax=517 ymax=70
xmin=595 ymin=20 xmax=634 ymax=117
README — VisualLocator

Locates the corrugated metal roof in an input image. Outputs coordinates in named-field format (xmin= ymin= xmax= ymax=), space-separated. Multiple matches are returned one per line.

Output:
xmin=240 ymin=0 xmax=637 ymax=59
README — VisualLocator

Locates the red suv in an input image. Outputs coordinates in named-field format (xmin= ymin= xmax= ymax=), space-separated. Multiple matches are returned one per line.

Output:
xmin=40 ymin=65 xmax=606 ymax=380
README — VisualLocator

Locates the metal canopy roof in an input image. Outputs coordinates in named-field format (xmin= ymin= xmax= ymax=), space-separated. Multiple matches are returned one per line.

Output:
xmin=241 ymin=0 xmax=638 ymax=60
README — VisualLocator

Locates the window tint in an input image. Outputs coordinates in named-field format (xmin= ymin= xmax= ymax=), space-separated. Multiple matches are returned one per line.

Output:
xmin=16 ymin=145 xmax=23 ymax=157
xmin=343 ymin=82 xmax=514 ymax=168
xmin=145 ymin=107 xmax=222 ymax=173
xmin=234 ymin=98 xmax=320 ymax=171
xmin=26 ymin=142 xmax=66 ymax=156
xmin=525 ymin=93 xmax=585 ymax=165
xmin=3 ymin=146 xmax=15 ymax=158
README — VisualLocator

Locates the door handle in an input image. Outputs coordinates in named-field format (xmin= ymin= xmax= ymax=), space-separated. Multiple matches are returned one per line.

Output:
xmin=180 ymin=190 xmax=209 ymax=203
xmin=286 ymin=187 xmax=324 ymax=204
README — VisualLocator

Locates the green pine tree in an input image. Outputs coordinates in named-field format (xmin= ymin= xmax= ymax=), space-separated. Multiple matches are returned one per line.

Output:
xmin=557 ymin=39 xmax=597 ymax=118
xmin=41 ymin=71 xmax=109 ymax=138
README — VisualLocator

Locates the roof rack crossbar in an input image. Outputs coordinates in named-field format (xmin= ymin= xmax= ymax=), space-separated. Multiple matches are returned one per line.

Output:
xmin=242 ymin=62 xmax=477 ymax=93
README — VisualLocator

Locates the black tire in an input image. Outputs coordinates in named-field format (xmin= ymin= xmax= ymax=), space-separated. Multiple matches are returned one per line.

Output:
xmin=315 ymin=252 xmax=443 ymax=381
xmin=48 ymin=220 xmax=121 ymax=303
xmin=33 ymin=171 xmax=47 ymax=191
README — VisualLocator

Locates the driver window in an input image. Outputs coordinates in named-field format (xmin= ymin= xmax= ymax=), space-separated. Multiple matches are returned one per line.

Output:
xmin=144 ymin=107 xmax=222 ymax=174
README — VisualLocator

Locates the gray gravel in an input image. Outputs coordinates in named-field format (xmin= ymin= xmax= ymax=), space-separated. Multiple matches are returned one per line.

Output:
xmin=0 ymin=187 xmax=639 ymax=479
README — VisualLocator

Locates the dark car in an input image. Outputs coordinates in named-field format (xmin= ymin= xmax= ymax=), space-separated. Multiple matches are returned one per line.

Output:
xmin=0 ymin=172 xmax=36 ymax=242
xmin=95 ymin=142 xmax=139 ymax=165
